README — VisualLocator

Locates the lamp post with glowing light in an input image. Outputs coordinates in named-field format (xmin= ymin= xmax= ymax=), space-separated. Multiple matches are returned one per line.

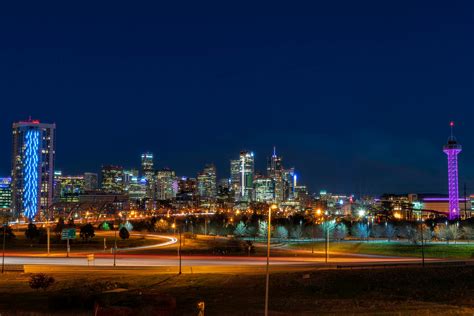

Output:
xmin=312 ymin=209 xmax=322 ymax=254
xmin=264 ymin=204 xmax=278 ymax=316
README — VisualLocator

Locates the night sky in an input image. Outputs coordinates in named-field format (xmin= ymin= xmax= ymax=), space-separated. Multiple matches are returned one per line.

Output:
xmin=1 ymin=1 xmax=473 ymax=195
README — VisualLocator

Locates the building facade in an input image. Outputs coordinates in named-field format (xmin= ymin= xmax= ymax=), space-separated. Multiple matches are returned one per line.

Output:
xmin=0 ymin=178 xmax=12 ymax=212
xmin=101 ymin=165 xmax=124 ymax=194
xmin=141 ymin=152 xmax=155 ymax=199
xmin=11 ymin=119 xmax=55 ymax=219
xmin=155 ymin=168 xmax=178 ymax=200
xmin=84 ymin=172 xmax=98 ymax=191
xmin=197 ymin=164 xmax=217 ymax=200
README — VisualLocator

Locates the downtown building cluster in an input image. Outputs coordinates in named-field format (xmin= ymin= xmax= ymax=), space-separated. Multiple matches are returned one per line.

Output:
xmin=1 ymin=118 xmax=470 ymax=222
xmin=1 ymin=119 xmax=314 ymax=221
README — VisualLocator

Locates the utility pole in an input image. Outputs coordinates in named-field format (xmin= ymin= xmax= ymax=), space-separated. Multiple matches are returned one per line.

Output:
xmin=2 ymin=223 xmax=6 ymax=274
xmin=265 ymin=204 xmax=277 ymax=316
xmin=113 ymin=221 xmax=118 ymax=267
xmin=464 ymin=183 xmax=468 ymax=219
xmin=178 ymin=229 xmax=182 ymax=275
xmin=47 ymin=221 xmax=50 ymax=255
xmin=66 ymin=237 xmax=70 ymax=258
xmin=420 ymin=221 xmax=425 ymax=268
xmin=325 ymin=223 xmax=329 ymax=263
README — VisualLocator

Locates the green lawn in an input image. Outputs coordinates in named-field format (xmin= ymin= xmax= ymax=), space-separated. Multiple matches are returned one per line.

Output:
xmin=1 ymin=266 xmax=474 ymax=314
xmin=289 ymin=241 xmax=474 ymax=259
xmin=2 ymin=231 xmax=160 ymax=253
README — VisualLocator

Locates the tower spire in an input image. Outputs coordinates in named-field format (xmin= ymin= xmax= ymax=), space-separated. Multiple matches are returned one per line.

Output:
xmin=444 ymin=122 xmax=462 ymax=220
xmin=273 ymin=146 xmax=276 ymax=157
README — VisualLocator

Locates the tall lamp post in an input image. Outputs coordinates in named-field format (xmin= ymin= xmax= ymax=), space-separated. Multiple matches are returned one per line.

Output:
xmin=2 ymin=222 xmax=6 ymax=274
xmin=264 ymin=204 xmax=278 ymax=316
xmin=113 ymin=216 xmax=121 ymax=267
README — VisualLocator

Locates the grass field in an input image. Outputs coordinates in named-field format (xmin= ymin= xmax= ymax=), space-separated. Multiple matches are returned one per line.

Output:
xmin=1 ymin=266 xmax=474 ymax=315
xmin=2 ymin=231 xmax=160 ymax=253
xmin=288 ymin=240 xmax=474 ymax=259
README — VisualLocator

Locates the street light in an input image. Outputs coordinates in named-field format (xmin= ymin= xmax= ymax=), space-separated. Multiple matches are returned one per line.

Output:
xmin=264 ymin=204 xmax=278 ymax=316
xmin=2 ymin=222 xmax=6 ymax=274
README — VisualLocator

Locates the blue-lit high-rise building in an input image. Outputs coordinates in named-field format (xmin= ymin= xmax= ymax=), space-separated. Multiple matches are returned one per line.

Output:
xmin=11 ymin=119 xmax=56 ymax=220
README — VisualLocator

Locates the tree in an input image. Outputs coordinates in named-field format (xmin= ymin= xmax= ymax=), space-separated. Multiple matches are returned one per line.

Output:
xmin=0 ymin=225 xmax=15 ymax=241
xmin=351 ymin=223 xmax=369 ymax=240
xmin=274 ymin=226 xmax=289 ymax=241
xmin=448 ymin=224 xmax=461 ymax=243
xmin=25 ymin=223 xmax=39 ymax=241
xmin=119 ymin=226 xmax=130 ymax=240
xmin=372 ymin=225 xmax=385 ymax=239
xmin=155 ymin=219 xmax=169 ymax=233
xmin=334 ymin=224 xmax=348 ymax=241
xmin=290 ymin=225 xmax=303 ymax=239
xmin=234 ymin=221 xmax=247 ymax=237
xmin=402 ymin=225 xmax=419 ymax=245
xmin=462 ymin=226 xmax=474 ymax=242
xmin=258 ymin=221 xmax=268 ymax=238
xmin=420 ymin=225 xmax=432 ymax=243
xmin=100 ymin=221 xmax=111 ymax=231
xmin=80 ymin=223 xmax=95 ymax=242
xmin=320 ymin=221 xmax=336 ymax=237
xmin=434 ymin=224 xmax=459 ymax=244
xmin=385 ymin=223 xmax=397 ymax=242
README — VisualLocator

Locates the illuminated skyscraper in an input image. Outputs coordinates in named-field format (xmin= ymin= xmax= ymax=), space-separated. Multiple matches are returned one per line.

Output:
xmin=156 ymin=168 xmax=178 ymax=200
xmin=197 ymin=164 xmax=217 ymax=200
xmin=230 ymin=151 xmax=254 ymax=202
xmin=267 ymin=147 xmax=283 ymax=203
xmin=57 ymin=174 xmax=85 ymax=203
xmin=443 ymin=122 xmax=462 ymax=220
xmin=230 ymin=159 xmax=241 ymax=200
xmin=11 ymin=119 xmax=55 ymax=220
xmin=282 ymin=168 xmax=297 ymax=201
xmin=101 ymin=165 xmax=124 ymax=194
xmin=254 ymin=177 xmax=275 ymax=202
xmin=84 ymin=172 xmax=98 ymax=191
xmin=141 ymin=153 xmax=155 ymax=199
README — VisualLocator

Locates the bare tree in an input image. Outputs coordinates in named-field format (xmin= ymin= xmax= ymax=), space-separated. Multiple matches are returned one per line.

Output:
xmin=274 ymin=226 xmax=289 ymax=241
xmin=462 ymin=226 xmax=474 ymax=243
xmin=234 ymin=221 xmax=247 ymax=237
xmin=351 ymin=223 xmax=370 ymax=240
xmin=333 ymin=224 xmax=348 ymax=241
xmin=290 ymin=225 xmax=303 ymax=239
xmin=385 ymin=223 xmax=397 ymax=242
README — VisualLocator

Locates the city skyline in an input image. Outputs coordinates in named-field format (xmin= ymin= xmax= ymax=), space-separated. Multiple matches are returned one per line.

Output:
xmin=1 ymin=2 xmax=474 ymax=194
xmin=0 ymin=118 xmax=471 ymax=196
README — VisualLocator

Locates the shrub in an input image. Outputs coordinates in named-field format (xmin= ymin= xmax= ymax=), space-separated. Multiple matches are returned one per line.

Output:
xmin=29 ymin=273 xmax=55 ymax=291
xmin=119 ymin=227 xmax=130 ymax=240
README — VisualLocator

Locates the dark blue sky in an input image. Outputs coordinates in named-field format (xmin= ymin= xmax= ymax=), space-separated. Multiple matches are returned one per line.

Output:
xmin=1 ymin=1 xmax=473 ymax=195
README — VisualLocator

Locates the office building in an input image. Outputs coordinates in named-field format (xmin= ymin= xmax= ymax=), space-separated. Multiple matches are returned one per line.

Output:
xmin=254 ymin=177 xmax=275 ymax=202
xmin=84 ymin=172 xmax=98 ymax=191
xmin=156 ymin=168 xmax=178 ymax=200
xmin=11 ymin=119 xmax=55 ymax=219
xmin=101 ymin=165 xmax=124 ymax=194
xmin=0 ymin=178 xmax=12 ymax=211
xmin=141 ymin=152 xmax=155 ymax=199
xmin=267 ymin=147 xmax=284 ymax=203
xmin=197 ymin=164 xmax=217 ymax=200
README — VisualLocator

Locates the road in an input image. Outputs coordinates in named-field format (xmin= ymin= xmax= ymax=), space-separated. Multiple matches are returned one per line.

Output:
xmin=1 ymin=253 xmax=436 ymax=268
